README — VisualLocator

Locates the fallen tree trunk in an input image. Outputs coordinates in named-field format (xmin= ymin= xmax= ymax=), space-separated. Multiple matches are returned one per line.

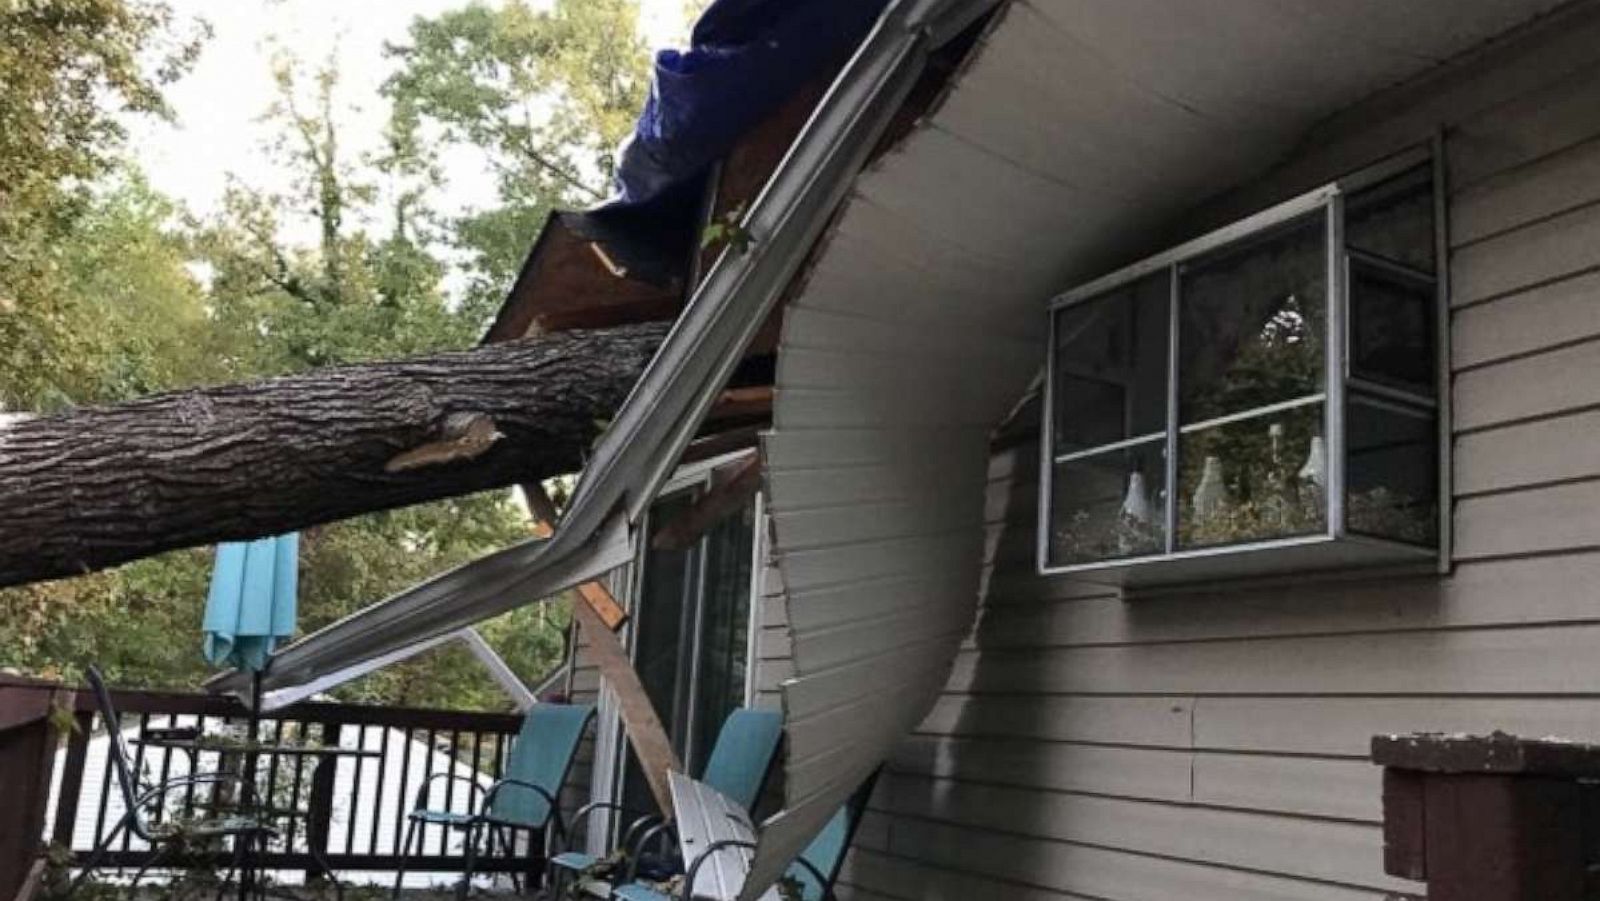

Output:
xmin=0 ymin=322 xmax=668 ymax=587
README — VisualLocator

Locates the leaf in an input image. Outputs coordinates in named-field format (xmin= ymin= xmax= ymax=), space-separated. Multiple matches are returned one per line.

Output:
xmin=47 ymin=699 xmax=80 ymax=740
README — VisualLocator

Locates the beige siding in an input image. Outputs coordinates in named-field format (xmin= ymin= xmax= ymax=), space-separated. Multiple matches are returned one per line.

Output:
xmin=562 ymin=618 xmax=601 ymax=820
xmin=815 ymin=11 xmax=1600 ymax=901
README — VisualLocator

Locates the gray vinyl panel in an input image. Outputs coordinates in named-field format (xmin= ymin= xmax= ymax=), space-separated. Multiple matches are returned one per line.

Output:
xmin=1456 ymin=336 xmax=1600 ymax=430
xmin=1452 ymin=200 xmax=1600 ymax=306
xmin=1457 ymin=413 xmax=1600 ymax=494
xmin=881 ymin=817 xmax=1387 ymax=901
xmin=1195 ymin=695 xmax=1600 ymax=756
xmin=1447 ymin=57 xmax=1600 ymax=190
xmin=1452 ymin=132 xmax=1600 ymax=247
xmin=1454 ymin=269 xmax=1600 ymax=370
xmin=880 ymin=774 xmax=1413 ymax=894
xmin=669 ymin=772 xmax=766 ymax=901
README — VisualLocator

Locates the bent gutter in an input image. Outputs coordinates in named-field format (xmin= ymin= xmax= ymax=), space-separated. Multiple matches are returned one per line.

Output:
xmin=209 ymin=0 xmax=996 ymax=703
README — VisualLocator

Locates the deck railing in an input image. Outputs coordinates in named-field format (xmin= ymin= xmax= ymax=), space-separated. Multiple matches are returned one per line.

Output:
xmin=0 ymin=674 xmax=540 ymax=898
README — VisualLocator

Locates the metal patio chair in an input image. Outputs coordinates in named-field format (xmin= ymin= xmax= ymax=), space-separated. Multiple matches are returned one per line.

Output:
xmin=391 ymin=701 xmax=595 ymax=900
xmin=547 ymin=708 xmax=783 ymax=895
xmin=70 ymin=666 xmax=277 ymax=899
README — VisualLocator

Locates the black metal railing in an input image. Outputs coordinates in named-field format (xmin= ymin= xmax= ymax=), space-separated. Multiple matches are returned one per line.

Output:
xmin=39 ymin=681 xmax=535 ymax=883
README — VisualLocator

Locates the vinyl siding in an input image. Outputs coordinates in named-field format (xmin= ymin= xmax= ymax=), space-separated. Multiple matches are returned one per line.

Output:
xmin=810 ymin=10 xmax=1600 ymax=900
xmin=562 ymin=619 xmax=600 ymax=822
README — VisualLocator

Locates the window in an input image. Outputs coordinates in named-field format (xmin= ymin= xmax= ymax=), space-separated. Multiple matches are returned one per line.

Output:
xmin=617 ymin=471 xmax=758 ymax=814
xmin=1041 ymin=155 xmax=1442 ymax=585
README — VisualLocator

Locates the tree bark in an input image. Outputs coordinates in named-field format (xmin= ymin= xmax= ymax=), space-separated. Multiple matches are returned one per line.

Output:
xmin=0 ymin=322 xmax=668 ymax=587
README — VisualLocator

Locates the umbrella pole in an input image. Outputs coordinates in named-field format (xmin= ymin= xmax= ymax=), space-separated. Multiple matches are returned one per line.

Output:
xmin=239 ymin=671 xmax=263 ymax=901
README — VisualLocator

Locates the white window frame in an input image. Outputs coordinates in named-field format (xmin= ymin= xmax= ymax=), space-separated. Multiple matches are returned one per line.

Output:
xmin=1038 ymin=145 xmax=1450 ymax=586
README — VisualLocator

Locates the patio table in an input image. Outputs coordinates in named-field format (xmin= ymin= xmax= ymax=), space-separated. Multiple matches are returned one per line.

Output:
xmin=135 ymin=733 xmax=380 ymax=901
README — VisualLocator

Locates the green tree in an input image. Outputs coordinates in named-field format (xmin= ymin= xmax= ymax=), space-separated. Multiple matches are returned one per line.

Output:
xmin=0 ymin=48 xmax=564 ymax=712
xmin=0 ymin=1 xmax=217 ymax=685
xmin=195 ymin=56 xmax=475 ymax=375
xmin=0 ymin=0 xmax=203 ymax=411
xmin=0 ymin=0 xmax=684 ymax=712
xmin=60 ymin=172 xmax=224 ymax=399
xmin=384 ymin=0 xmax=650 ymax=328
xmin=178 ymin=52 xmax=563 ymax=710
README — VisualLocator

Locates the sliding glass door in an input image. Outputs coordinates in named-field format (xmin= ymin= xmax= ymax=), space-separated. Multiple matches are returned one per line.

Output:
xmin=619 ymin=484 xmax=756 ymax=814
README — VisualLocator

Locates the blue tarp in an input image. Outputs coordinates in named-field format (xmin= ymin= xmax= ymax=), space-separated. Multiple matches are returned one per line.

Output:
xmin=565 ymin=0 xmax=890 ymax=282
xmin=609 ymin=0 xmax=891 ymax=206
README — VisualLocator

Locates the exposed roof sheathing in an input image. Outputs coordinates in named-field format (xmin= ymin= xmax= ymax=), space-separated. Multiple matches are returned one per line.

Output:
xmin=483 ymin=213 xmax=685 ymax=343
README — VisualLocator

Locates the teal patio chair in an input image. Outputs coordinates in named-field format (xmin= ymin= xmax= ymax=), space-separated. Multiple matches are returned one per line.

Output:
xmin=610 ymin=774 xmax=875 ymax=901
xmin=392 ymin=702 xmax=595 ymax=900
xmin=548 ymin=708 xmax=783 ymax=892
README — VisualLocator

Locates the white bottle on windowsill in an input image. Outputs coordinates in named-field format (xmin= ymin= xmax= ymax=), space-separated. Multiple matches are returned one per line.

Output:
xmin=1193 ymin=455 xmax=1228 ymax=522
xmin=1118 ymin=471 xmax=1152 ymax=555
xmin=1298 ymin=435 xmax=1327 ymax=510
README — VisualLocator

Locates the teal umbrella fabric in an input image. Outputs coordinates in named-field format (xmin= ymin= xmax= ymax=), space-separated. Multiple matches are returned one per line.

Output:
xmin=203 ymin=534 xmax=299 ymax=672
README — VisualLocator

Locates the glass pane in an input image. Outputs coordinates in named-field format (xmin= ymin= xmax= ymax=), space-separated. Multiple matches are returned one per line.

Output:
xmin=635 ymin=493 xmax=697 ymax=735
xmin=1350 ymin=258 xmax=1436 ymax=397
xmin=687 ymin=503 xmax=754 ymax=774
xmin=1179 ymin=213 xmax=1327 ymax=424
xmin=622 ymin=491 xmax=699 ymax=816
xmin=1053 ymin=272 xmax=1170 ymax=454
xmin=1048 ymin=440 xmax=1166 ymax=566
xmin=1347 ymin=394 xmax=1438 ymax=546
xmin=1346 ymin=163 xmax=1435 ymax=273
xmin=1177 ymin=403 xmax=1327 ymax=549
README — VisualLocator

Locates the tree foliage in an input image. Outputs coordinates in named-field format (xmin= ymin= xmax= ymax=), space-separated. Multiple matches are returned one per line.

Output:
xmin=0 ymin=0 xmax=204 ymax=411
xmin=0 ymin=0 xmax=665 ymax=711
xmin=383 ymin=0 xmax=650 ymax=326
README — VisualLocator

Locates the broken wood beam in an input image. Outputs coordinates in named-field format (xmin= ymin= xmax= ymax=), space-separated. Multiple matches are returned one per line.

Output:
xmin=522 ymin=484 xmax=629 ymax=632
xmin=576 ymin=581 xmax=629 ymax=633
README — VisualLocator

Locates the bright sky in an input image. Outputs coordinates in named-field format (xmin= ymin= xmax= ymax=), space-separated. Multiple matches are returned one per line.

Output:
xmin=128 ymin=0 xmax=689 ymax=234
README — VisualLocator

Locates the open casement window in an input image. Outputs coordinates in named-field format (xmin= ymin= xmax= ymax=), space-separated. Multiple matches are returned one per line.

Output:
xmin=1041 ymin=152 xmax=1444 ymax=587
xmin=617 ymin=465 xmax=760 ymax=816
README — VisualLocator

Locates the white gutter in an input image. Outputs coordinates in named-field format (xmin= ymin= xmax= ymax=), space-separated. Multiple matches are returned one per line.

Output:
xmin=209 ymin=0 xmax=988 ymax=705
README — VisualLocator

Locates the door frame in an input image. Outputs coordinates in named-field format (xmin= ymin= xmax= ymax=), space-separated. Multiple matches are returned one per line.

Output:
xmin=585 ymin=449 xmax=767 ymax=848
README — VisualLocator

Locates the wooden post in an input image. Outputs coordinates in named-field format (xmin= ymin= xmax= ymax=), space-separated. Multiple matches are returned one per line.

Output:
xmin=50 ymin=712 xmax=93 ymax=849
xmin=0 ymin=678 xmax=69 ymax=901
xmin=1373 ymin=731 xmax=1600 ymax=901
xmin=524 ymin=485 xmax=682 ymax=818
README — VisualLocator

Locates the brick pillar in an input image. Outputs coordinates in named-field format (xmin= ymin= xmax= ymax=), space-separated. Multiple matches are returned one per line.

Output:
xmin=1374 ymin=731 xmax=1600 ymax=901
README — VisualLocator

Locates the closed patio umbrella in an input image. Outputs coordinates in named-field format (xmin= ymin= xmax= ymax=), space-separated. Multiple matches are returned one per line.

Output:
xmin=204 ymin=533 xmax=298 ymax=742
xmin=202 ymin=533 xmax=297 ymax=901
xmin=204 ymin=533 xmax=299 ymax=675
